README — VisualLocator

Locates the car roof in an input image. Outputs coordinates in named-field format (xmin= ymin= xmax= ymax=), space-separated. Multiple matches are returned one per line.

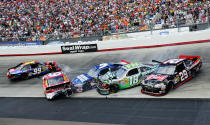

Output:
xmin=22 ymin=61 xmax=38 ymax=66
xmin=162 ymin=59 xmax=184 ymax=65
xmin=94 ymin=63 xmax=115 ymax=70
xmin=122 ymin=62 xmax=146 ymax=70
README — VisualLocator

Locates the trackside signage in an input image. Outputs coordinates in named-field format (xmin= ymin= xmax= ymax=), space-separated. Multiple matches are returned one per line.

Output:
xmin=61 ymin=44 xmax=98 ymax=53
xmin=0 ymin=41 xmax=43 ymax=46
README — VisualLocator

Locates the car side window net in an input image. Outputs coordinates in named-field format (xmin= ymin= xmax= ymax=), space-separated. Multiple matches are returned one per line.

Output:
xmin=176 ymin=63 xmax=185 ymax=72
xmin=31 ymin=63 xmax=39 ymax=68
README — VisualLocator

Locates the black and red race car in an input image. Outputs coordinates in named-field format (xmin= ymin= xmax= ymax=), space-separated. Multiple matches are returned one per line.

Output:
xmin=141 ymin=55 xmax=202 ymax=96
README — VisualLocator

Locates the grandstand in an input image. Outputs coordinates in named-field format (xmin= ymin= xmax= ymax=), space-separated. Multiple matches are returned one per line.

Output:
xmin=0 ymin=0 xmax=209 ymax=43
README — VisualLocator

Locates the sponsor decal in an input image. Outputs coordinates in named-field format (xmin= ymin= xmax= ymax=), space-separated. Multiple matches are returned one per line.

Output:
xmin=78 ymin=74 xmax=89 ymax=82
xmin=61 ymin=44 xmax=98 ymax=54
xmin=174 ymin=75 xmax=180 ymax=84
xmin=119 ymin=78 xmax=128 ymax=86
xmin=125 ymin=62 xmax=139 ymax=69
xmin=146 ymin=74 xmax=168 ymax=81
xmin=163 ymin=59 xmax=183 ymax=64
xmin=190 ymin=59 xmax=200 ymax=69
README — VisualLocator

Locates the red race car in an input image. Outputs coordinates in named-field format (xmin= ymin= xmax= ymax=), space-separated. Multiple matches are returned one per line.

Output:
xmin=43 ymin=72 xmax=73 ymax=100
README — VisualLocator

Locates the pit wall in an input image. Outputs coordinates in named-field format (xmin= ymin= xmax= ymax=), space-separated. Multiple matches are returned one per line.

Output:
xmin=0 ymin=28 xmax=210 ymax=56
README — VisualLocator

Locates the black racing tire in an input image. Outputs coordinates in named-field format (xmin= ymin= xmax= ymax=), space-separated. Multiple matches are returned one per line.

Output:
xmin=22 ymin=73 xmax=29 ymax=80
xmin=109 ymin=84 xmax=119 ymax=93
xmin=65 ymin=89 xmax=73 ymax=97
xmin=191 ymin=70 xmax=196 ymax=78
xmin=165 ymin=82 xmax=173 ymax=94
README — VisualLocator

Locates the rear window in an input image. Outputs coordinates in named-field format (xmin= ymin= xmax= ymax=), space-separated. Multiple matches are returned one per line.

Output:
xmin=155 ymin=64 xmax=176 ymax=75
xmin=47 ymin=76 xmax=64 ymax=86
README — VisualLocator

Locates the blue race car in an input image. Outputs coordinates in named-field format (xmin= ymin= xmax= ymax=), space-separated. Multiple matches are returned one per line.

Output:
xmin=7 ymin=61 xmax=61 ymax=80
xmin=71 ymin=62 xmax=125 ymax=93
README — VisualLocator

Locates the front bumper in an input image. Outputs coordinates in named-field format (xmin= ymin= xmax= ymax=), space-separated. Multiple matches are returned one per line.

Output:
xmin=7 ymin=72 xmax=11 ymax=79
xmin=141 ymin=85 xmax=166 ymax=96
xmin=96 ymin=84 xmax=110 ymax=95
xmin=7 ymin=72 xmax=20 ymax=79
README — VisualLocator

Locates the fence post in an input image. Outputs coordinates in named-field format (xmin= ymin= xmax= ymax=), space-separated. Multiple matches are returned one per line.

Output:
xmin=207 ymin=1 xmax=210 ymax=28
xmin=149 ymin=19 xmax=153 ymax=35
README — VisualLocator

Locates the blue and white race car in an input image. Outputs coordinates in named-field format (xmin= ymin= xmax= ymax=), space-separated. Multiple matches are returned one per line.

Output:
xmin=71 ymin=62 xmax=126 ymax=93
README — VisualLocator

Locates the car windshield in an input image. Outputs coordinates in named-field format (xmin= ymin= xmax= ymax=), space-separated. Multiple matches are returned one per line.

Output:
xmin=87 ymin=67 xmax=99 ymax=78
xmin=99 ymin=70 xmax=113 ymax=80
xmin=116 ymin=68 xmax=126 ymax=79
xmin=14 ymin=63 xmax=23 ymax=70
xmin=155 ymin=64 xmax=176 ymax=75
xmin=47 ymin=76 xmax=64 ymax=86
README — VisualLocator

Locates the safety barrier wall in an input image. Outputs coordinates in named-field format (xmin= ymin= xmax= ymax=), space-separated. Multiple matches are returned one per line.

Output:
xmin=0 ymin=28 xmax=210 ymax=56
xmin=97 ymin=28 xmax=210 ymax=51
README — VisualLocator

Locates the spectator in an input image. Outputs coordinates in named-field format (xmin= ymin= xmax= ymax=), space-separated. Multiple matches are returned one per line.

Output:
xmin=0 ymin=0 xmax=209 ymax=42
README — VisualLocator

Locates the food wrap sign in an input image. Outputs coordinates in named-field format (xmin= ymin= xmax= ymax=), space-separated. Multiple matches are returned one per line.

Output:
xmin=61 ymin=44 xmax=98 ymax=54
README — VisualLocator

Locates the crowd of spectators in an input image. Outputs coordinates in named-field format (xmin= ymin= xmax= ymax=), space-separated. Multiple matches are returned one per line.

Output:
xmin=0 ymin=0 xmax=209 ymax=42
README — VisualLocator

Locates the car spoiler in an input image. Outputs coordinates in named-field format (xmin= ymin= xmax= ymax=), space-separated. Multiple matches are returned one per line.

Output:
xmin=179 ymin=55 xmax=200 ymax=59
xmin=152 ymin=60 xmax=162 ymax=64
xmin=121 ymin=60 xmax=130 ymax=64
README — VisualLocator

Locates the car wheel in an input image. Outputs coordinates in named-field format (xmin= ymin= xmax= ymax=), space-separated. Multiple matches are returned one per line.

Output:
xmin=65 ymin=89 xmax=73 ymax=97
xmin=190 ymin=69 xmax=196 ymax=78
xmin=165 ymin=83 xmax=173 ymax=94
xmin=22 ymin=73 xmax=29 ymax=80
xmin=109 ymin=84 xmax=119 ymax=93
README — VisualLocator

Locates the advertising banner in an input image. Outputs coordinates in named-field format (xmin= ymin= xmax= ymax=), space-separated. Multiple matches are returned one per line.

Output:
xmin=61 ymin=44 xmax=98 ymax=54
xmin=0 ymin=41 xmax=43 ymax=46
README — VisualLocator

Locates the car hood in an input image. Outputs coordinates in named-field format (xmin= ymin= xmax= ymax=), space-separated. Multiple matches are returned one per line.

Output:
xmin=72 ymin=73 xmax=94 ymax=85
xmin=144 ymin=74 xmax=168 ymax=85
xmin=8 ymin=68 xmax=27 ymax=74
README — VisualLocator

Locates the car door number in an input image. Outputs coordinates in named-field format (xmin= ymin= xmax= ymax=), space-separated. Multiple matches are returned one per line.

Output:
xmin=179 ymin=70 xmax=188 ymax=81
xmin=34 ymin=68 xmax=42 ymax=74
xmin=129 ymin=75 xmax=139 ymax=86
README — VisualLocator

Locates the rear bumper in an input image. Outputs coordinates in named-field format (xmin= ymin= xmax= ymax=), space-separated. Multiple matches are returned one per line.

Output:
xmin=45 ymin=88 xmax=72 ymax=100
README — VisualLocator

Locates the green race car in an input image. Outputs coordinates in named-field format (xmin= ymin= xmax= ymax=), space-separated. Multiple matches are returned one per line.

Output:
xmin=96 ymin=62 xmax=158 ymax=95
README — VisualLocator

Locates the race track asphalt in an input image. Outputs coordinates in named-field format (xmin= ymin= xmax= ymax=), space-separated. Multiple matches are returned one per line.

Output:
xmin=0 ymin=98 xmax=210 ymax=125
xmin=0 ymin=42 xmax=210 ymax=125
